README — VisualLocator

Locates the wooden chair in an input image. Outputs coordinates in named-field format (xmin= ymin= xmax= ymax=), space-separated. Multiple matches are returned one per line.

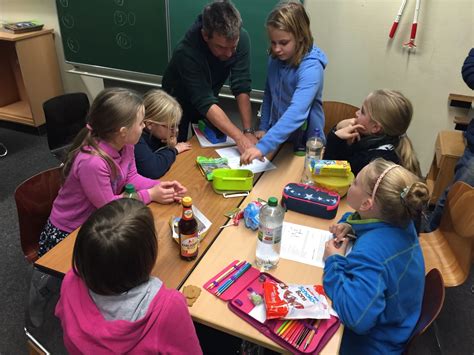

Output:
xmin=322 ymin=101 xmax=359 ymax=136
xmin=419 ymin=181 xmax=474 ymax=286
xmin=14 ymin=167 xmax=62 ymax=263
xmin=404 ymin=268 xmax=445 ymax=354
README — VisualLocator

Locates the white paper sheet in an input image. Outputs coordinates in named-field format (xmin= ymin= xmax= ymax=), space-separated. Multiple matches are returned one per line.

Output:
xmin=280 ymin=222 xmax=334 ymax=268
xmin=192 ymin=124 xmax=236 ymax=148
xmin=216 ymin=147 xmax=276 ymax=174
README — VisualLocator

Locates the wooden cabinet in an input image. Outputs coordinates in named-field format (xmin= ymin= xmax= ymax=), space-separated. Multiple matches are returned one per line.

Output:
xmin=0 ymin=29 xmax=63 ymax=127
xmin=426 ymin=130 xmax=465 ymax=204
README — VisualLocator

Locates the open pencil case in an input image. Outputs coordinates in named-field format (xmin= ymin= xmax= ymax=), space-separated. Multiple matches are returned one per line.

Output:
xmin=203 ymin=260 xmax=340 ymax=354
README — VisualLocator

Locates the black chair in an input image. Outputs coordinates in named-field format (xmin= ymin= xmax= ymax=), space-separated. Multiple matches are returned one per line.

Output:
xmin=43 ymin=93 xmax=90 ymax=161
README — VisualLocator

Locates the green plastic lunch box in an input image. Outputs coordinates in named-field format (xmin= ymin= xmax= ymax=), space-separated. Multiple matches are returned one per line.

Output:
xmin=211 ymin=168 xmax=254 ymax=192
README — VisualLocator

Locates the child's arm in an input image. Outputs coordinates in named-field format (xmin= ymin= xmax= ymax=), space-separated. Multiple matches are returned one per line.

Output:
xmin=135 ymin=140 xmax=177 ymax=179
xmin=256 ymin=60 xmax=323 ymax=155
xmin=323 ymin=245 xmax=386 ymax=334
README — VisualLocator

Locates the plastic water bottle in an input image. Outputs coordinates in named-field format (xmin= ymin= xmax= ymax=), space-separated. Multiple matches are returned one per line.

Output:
xmin=301 ymin=129 xmax=324 ymax=185
xmin=123 ymin=183 xmax=140 ymax=200
xmin=256 ymin=197 xmax=285 ymax=270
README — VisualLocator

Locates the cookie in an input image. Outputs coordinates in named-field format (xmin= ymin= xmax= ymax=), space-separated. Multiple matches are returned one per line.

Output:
xmin=183 ymin=285 xmax=201 ymax=298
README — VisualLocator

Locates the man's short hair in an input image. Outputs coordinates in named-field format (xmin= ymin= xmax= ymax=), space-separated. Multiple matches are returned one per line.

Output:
xmin=202 ymin=0 xmax=242 ymax=39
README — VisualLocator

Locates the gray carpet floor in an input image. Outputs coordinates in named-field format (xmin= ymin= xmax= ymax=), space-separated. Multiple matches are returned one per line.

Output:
xmin=0 ymin=119 xmax=472 ymax=354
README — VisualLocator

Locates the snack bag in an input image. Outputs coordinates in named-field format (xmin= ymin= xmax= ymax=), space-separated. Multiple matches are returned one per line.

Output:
xmin=263 ymin=279 xmax=331 ymax=320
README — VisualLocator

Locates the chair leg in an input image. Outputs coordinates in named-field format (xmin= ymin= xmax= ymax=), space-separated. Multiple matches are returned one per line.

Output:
xmin=432 ymin=321 xmax=443 ymax=354
xmin=25 ymin=327 xmax=50 ymax=355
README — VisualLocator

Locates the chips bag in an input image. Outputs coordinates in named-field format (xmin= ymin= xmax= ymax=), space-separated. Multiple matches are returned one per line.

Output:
xmin=263 ymin=280 xmax=331 ymax=320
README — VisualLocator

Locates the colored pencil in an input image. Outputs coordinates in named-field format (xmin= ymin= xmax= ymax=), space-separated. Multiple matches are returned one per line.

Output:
xmin=296 ymin=326 xmax=311 ymax=348
xmin=303 ymin=319 xmax=321 ymax=350
xmin=276 ymin=320 xmax=289 ymax=335
xmin=281 ymin=320 xmax=298 ymax=340
xmin=207 ymin=260 xmax=245 ymax=290
xmin=215 ymin=262 xmax=251 ymax=296
xmin=277 ymin=320 xmax=293 ymax=336
xmin=287 ymin=322 xmax=305 ymax=344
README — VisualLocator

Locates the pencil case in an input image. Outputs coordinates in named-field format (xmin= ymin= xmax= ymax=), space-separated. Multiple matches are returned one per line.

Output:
xmin=313 ymin=172 xmax=354 ymax=198
xmin=281 ymin=183 xmax=340 ymax=219
xmin=311 ymin=160 xmax=351 ymax=177
xmin=198 ymin=119 xmax=227 ymax=143
xmin=203 ymin=260 xmax=340 ymax=354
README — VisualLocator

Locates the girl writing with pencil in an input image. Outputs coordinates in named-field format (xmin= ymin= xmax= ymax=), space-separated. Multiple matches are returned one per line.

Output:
xmin=240 ymin=1 xmax=327 ymax=164
xmin=135 ymin=89 xmax=192 ymax=179
xmin=323 ymin=158 xmax=429 ymax=354
xmin=56 ymin=198 xmax=202 ymax=353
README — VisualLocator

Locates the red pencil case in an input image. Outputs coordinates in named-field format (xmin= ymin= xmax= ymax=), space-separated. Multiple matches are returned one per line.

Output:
xmin=203 ymin=260 xmax=340 ymax=354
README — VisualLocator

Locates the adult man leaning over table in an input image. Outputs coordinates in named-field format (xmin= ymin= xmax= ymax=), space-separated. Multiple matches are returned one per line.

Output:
xmin=162 ymin=0 xmax=257 ymax=153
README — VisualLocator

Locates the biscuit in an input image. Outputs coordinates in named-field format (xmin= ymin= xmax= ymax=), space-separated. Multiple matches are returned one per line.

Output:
xmin=183 ymin=285 xmax=201 ymax=298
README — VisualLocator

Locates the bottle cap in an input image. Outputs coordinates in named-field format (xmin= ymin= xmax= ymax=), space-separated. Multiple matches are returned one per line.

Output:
xmin=124 ymin=183 xmax=136 ymax=193
xmin=268 ymin=197 xmax=278 ymax=207
xmin=182 ymin=196 xmax=192 ymax=207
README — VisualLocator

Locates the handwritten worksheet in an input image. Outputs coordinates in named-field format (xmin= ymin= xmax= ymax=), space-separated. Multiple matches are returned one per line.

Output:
xmin=280 ymin=222 xmax=334 ymax=268
xmin=216 ymin=147 xmax=276 ymax=174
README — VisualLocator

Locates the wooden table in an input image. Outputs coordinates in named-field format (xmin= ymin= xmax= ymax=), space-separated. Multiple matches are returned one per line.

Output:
xmin=181 ymin=143 xmax=350 ymax=354
xmin=34 ymin=136 xmax=263 ymax=289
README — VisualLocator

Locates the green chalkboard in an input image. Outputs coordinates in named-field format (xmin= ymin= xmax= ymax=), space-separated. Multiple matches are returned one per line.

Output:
xmin=55 ymin=0 xmax=168 ymax=75
xmin=168 ymin=0 xmax=279 ymax=91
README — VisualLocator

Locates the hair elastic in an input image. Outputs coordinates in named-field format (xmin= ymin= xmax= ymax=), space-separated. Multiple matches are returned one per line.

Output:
xmin=400 ymin=186 xmax=410 ymax=200
xmin=371 ymin=164 xmax=400 ymax=201
xmin=86 ymin=123 xmax=93 ymax=131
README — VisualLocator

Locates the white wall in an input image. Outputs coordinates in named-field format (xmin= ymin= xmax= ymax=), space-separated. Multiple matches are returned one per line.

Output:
xmin=0 ymin=0 xmax=104 ymax=101
xmin=1 ymin=0 xmax=473 ymax=172
xmin=306 ymin=0 xmax=474 ymax=173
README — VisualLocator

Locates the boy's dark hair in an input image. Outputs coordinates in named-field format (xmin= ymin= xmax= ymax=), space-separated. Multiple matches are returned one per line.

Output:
xmin=202 ymin=0 xmax=242 ymax=39
xmin=72 ymin=198 xmax=157 ymax=295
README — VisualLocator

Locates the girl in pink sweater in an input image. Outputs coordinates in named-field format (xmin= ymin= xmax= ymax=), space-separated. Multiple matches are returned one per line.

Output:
xmin=38 ymin=88 xmax=187 ymax=256
xmin=55 ymin=198 xmax=202 ymax=354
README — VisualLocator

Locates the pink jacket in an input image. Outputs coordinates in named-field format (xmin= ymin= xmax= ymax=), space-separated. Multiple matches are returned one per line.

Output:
xmin=55 ymin=271 xmax=202 ymax=354
xmin=50 ymin=141 xmax=158 ymax=232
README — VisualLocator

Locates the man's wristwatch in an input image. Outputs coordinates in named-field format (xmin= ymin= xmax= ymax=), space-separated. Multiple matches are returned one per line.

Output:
xmin=242 ymin=128 xmax=255 ymax=134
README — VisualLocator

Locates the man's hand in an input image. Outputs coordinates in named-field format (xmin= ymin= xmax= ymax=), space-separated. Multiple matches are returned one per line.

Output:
xmin=244 ymin=132 xmax=258 ymax=145
xmin=240 ymin=146 xmax=264 ymax=165
xmin=235 ymin=134 xmax=255 ymax=154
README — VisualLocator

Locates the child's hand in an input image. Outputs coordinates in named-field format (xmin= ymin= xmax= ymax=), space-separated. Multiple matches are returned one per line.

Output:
xmin=240 ymin=146 xmax=264 ymax=165
xmin=336 ymin=118 xmax=357 ymax=130
xmin=175 ymin=142 xmax=192 ymax=154
xmin=149 ymin=181 xmax=187 ymax=204
xmin=329 ymin=223 xmax=352 ymax=240
xmin=335 ymin=124 xmax=365 ymax=144
xmin=323 ymin=237 xmax=349 ymax=261
xmin=255 ymin=130 xmax=266 ymax=140
xmin=162 ymin=180 xmax=187 ymax=202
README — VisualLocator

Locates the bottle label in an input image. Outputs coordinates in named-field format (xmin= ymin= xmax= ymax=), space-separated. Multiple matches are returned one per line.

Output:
xmin=183 ymin=209 xmax=193 ymax=220
xmin=180 ymin=233 xmax=199 ymax=256
xmin=258 ymin=225 xmax=282 ymax=244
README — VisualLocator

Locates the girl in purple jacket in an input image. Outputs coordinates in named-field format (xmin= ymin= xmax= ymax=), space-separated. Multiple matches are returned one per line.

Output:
xmin=38 ymin=88 xmax=187 ymax=256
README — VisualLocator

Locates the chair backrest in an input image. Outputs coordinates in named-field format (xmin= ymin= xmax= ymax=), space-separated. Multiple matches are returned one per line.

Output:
xmin=441 ymin=181 xmax=474 ymax=238
xmin=322 ymin=101 xmax=359 ymax=136
xmin=404 ymin=268 xmax=445 ymax=353
xmin=43 ymin=93 xmax=90 ymax=154
xmin=14 ymin=167 xmax=62 ymax=263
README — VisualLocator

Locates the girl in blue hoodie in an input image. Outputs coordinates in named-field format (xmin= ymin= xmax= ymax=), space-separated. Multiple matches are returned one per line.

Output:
xmin=240 ymin=1 xmax=327 ymax=164
xmin=323 ymin=158 xmax=429 ymax=354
